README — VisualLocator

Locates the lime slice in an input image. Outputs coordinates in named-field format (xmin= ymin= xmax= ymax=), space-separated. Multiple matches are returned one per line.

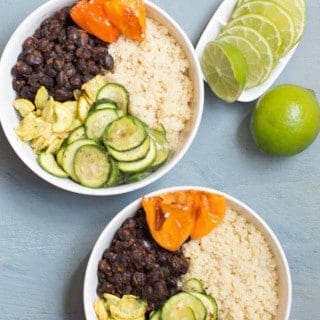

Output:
xmin=219 ymin=25 xmax=273 ymax=83
xmin=233 ymin=0 xmax=295 ymax=57
xmin=238 ymin=0 xmax=305 ymax=44
xmin=225 ymin=13 xmax=281 ymax=60
xmin=201 ymin=41 xmax=247 ymax=103
xmin=270 ymin=0 xmax=305 ymax=44
xmin=218 ymin=35 xmax=264 ymax=88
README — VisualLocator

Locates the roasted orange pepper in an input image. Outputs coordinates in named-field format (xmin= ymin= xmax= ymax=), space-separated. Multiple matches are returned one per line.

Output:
xmin=104 ymin=0 xmax=146 ymax=42
xmin=70 ymin=0 xmax=120 ymax=43
xmin=190 ymin=192 xmax=226 ymax=239
xmin=142 ymin=190 xmax=227 ymax=251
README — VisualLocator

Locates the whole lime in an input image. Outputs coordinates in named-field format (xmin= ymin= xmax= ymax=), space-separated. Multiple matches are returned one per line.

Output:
xmin=250 ymin=84 xmax=320 ymax=156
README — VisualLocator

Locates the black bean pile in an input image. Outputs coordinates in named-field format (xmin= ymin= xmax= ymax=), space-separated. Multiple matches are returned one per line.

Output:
xmin=97 ymin=208 xmax=189 ymax=312
xmin=11 ymin=6 xmax=114 ymax=102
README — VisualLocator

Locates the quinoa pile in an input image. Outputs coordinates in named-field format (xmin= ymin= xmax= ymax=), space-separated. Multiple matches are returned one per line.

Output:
xmin=105 ymin=18 xmax=193 ymax=150
xmin=180 ymin=207 xmax=279 ymax=320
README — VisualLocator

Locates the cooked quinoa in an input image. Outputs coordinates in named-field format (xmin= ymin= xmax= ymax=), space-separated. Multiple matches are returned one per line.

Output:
xmin=180 ymin=207 xmax=279 ymax=320
xmin=105 ymin=18 xmax=193 ymax=151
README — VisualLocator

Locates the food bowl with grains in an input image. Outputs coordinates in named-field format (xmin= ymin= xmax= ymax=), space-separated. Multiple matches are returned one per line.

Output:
xmin=83 ymin=186 xmax=292 ymax=320
xmin=0 ymin=0 xmax=204 ymax=195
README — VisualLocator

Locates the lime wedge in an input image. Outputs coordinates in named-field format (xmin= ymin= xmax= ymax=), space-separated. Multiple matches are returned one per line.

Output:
xmin=201 ymin=41 xmax=247 ymax=103
xmin=219 ymin=25 xmax=274 ymax=83
xmin=218 ymin=35 xmax=264 ymax=88
xmin=233 ymin=0 xmax=295 ymax=56
xmin=225 ymin=13 xmax=281 ymax=60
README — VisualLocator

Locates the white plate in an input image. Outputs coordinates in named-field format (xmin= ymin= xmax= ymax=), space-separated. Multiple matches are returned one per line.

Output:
xmin=196 ymin=0 xmax=299 ymax=102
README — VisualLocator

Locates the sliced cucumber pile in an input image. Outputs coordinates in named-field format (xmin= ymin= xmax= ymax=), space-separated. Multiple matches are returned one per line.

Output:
xmin=150 ymin=279 xmax=218 ymax=320
xmin=38 ymin=81 xmax=170 ymax=188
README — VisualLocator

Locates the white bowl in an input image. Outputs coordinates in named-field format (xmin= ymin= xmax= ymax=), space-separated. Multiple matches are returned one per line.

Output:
xmin=83 ymin=186 xmax=292 ymax=320
xmin=0 ymin=0 xmax=204 ymax=196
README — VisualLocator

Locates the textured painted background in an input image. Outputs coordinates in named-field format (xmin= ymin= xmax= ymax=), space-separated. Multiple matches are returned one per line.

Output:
xmin=0 ymin=1 xmax=319 ymax=319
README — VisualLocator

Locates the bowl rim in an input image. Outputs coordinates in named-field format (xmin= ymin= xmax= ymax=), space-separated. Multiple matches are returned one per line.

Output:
xmin=0 ymin=0 xmax=204 ymax=196
xmin=83 ymin=185 xmax=292 ymax=320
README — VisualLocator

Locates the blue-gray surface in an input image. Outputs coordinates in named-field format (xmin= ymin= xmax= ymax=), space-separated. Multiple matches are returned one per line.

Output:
xmin=0 ymin=1 xmax=319 ymax=319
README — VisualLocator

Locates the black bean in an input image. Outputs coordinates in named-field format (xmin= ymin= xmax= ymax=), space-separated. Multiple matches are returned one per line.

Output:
xmin=20 ymin=86 xmax=34 ymax=100
xmin=77 ymin=58 xmax=87 ymax=73
xmin=86 ymin=60 xmax=100 ymax=75
xmin=63 ymin=62 xmax=76 ymax=78
xmin=97 ymin=282 xmax=115 ymax=296
xmin=64 ymin=52 xmax=74 ymax=62
xmin=37 ymin=38 xmax=50 ymax=52
xmin=39 ymin=75 xmax=54 ymax=88
xmin=81 ymin=74 xmax=93 ymax=83
xmin=56 ymin=70 xmax=66 ymax=87
xmin=16 ymin=61 xmax=32 ymax=76
xmin=67 ymin=26 xmax=80 ymax=41
xmin=12 ymin=79 xmax=26 ymax=91
xmin=76 ymin=47 xmax=92 ymax=59
xmin=103 ymin=54 xmax=114 ymax=70
xmin=54 ymin=88 xmax=73 ymax=101
xmin=53 ymin=57 xmax=65 ymax=71
xmin=65 ymin=41 xmax=76 ymax=52
xmin=132 ymin=272 xmax=147 ymax=287
xmin=22 ymin=37 xmax=37 ymax=49
xmin=141 ymin=284 xmax=153 ymax=300
xmin=70 ymin=74 xmax=82 ymax=88
xmin=44 ymin=65 xmax=57 ymax=77
xmin=57 ymin=30 xmax=67 ymax=44
xmin=98 ymin=259 xmax=109 ymax=273
xmin=77 ymin=31 xmax=89 ymax=47
xmin=153 ymin=280 xmax=168 ymax=300
xmin=53 ymin=43 xmax=63 ymax=55
xmin=25 ymin=51 xmax=43 ymax=65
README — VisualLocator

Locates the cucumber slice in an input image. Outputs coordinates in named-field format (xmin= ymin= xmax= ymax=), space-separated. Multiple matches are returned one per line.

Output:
xmin=92 ymin=98 xmax=118 ymax=109
xmin=105 ymin=158 xmax=120 ymax=186
xmin=125 ymin=170 xmax=153 ymax=184
xmin=85 ymin=109 xmax=119 ymax=141
xmin=95 ymin=102 xmax=118 ymax=110
xmin=109 ymin=136 xmax=151 ymax=162
xmin=154 ymin=123 xmax=166 ymax=135
xmin=190 ymin=293 xmax=218 ymax=320
xmin=67 ymin=126 xmax=86 ymax=144
xmin=182 ymin=278 xmax=205 ymax=294
xmin=118 ymin=138 xmax=157 ymax=173
xmin=96 ymin=83 xmax=129 ymax=114
xmin=149 ymin=309 xmax=161 ymax=320
xmin=103 ymin=115 xmax=147 ymax=152
xmin=148 ymin=128 xmax=170 ymax=167
xmin=161 ymin=292 xmax=206 ymax=320
xmin=73 ymin=145 xmax=110 ymax=188
xmin=62 ymin=138 xmax=97 ymax=181
xmin=38 ymin=152 xmax=68 ymax=178
xmin=56 ymin=147 xmax=66 ymax=167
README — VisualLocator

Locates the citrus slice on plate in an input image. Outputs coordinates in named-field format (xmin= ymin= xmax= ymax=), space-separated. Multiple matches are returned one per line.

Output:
xmin=225 ymin=13 xmax=281 ymax=60
xmin=269 ymin=0 xmax=305 ymax=44
xmin=201 ymin=41 xmax=247 ymax=103
xmin=219 ymin=25 xmax=274 ymax=83
xmin=218 ymin=35 xmax=264 ymax=88
xmin=237 ymin=0 xmax=305 ymax=44
xmin=232 ymin=0 xmax=296 ymax=57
